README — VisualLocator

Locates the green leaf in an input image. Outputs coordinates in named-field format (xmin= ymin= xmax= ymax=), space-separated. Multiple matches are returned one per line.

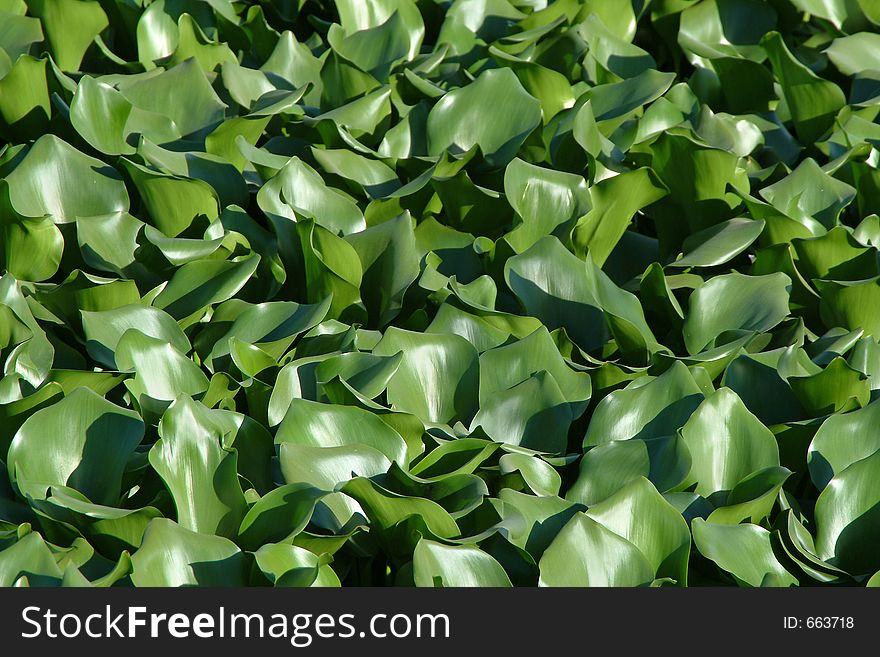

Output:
xmin=539 ymin=513 xmax=654 ymax=587
xmin=0 ymin=530 xmax=63 ymax=587
xmin=116 ymin=58 xmax=227 ymax=137
xmin=81 ymin=304 xmax=190 ymax=369
xmin=570 ymin=168 xmax=667 ymax=266
xmin=586 ymin=478 xmax=691 ymax=584
xmin=373 ymin=327 xmax=479 ymax=425
xmin=671 ymin=218 xmax=765 ymax=268
xmin=279 ymin=443 xmax=391 ymax=491
xmin=760 ymin=160 xmax=856 ymax=230
xmin=238 ymin=483 xmax=324 ymax=551
xmin=789 ymin=357 xmax=870 ymax=417
xmin=0 ymin=55 xmax=50 ymax=138
xmin=152 ymin=254 xmax=261 ymax=320
xmin=150 ymin=398 xmax=247 ymax=538
xmin=254 ymin=543 xmax=340 ymax=587
xmin=8 ymin=387 xmax=143 ymax=505
xmin=341 ymin=477 xmax=460 ymax=540
xmin=498 ymin=453 xmax=561 ymax=497
xmin=815 ymin=450 xmax=880 ymax=575
xmin=26 ymin=0 xmax=108 ymax=71
xmin=809 ymin=399 xmax=880 ymax=490
xmin=345 ymin=213 xmax=420 ymax=326
xmin=472 ymin=371 xmax=572 ymax=453
xmin=426 ymin=67 xmax=542 ymax=169
xmin=683 ymin=272 xmax=791 ymax=354
xmin=680 ymin=388 xmax=780 ymax=497
xmin=817 ymin=277 xmax=880 ymax=337
xmin=263 ymin=156 xmax=366 ymax=235
xmin=276 ymin=398 xmax=408 ymax=466
xmin=762 ymin=31 xmax=846 ymax=144
xmin=792 ymin=226 xmax=876 ymax=282
xmin=503 ymin=158 xmax=590 ymax=253
xmin=116 ymin=330 xmax=209 ymax=404
xmin=707 ymin=466 xmax=792 ymax=525
xmin=569 ymin=435 xmax=691 ymax=504
xmin=479 ymin=327 xmax=591 ymax=417
xmin=130 ymin=518 xmax=248 ymax=586
xmin=506 ymin=236 xmax=658 ymax=355
xmin=826 ymin=33 xmax=880 ymax=76
xmin=414 ymin=538 xmax=512 ymax=587
xmin=692 ymin=518 xmax=797 ymax=587
xmin=4 ymin=135 xmax=129 ymax=223
xmin=583 ymin=68 xmax=675 ymax=122
xmin=584 ymin=361 xmax=703 ymax=446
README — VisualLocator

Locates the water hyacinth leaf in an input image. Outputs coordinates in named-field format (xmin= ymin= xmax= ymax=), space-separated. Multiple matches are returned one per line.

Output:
xmin=373 ymin=327 xmax=479 ymax=425
xmin=297 ymin=220 xmax=364 ymax=321
xmin=426 ymin=67 xmax=541 ymax=169
xmin=788 ymin=357 xmax=870 ymax=417
xmin=3 ymin=0 xmax=880 ymax=591
xmin=70 ymin=76 xmax=180 ymax=156
xmin=815 ymin=450 xmax=880 ymax=575
xmin=4 ymin=135 xmax=129 ymax=223
xmin=341 ymin=477 xmax=459 ymax=540
xmin=498 ymin=453 xmax=562 ymax=497
xmin=117 ymin=59 xmax=227 ymax=138
xmin=120 ymin=158 xmax=220 ymax=238
xmin=279 ymin=443 xmax=391 ymax=492
xmin=826 ymin=33 xmax=880 ymax=76
xmin=584 ymin=362 xmax=704 ymax=446
xmin=760 ymin=160 xmax=856 ymax=230
xmin=254 ymin=543 xmax=340 ymax=587
xmin=329 ymin=7 xmax=422 ymax=80
xmin=678 ymin=0 xmax=777 ymax=60
xmin=471 ymin=371 xmax=572 ymax=453
xmin=0 ymin=12 xmax=43 ymax=61
xmin=503 ymin=158 xmax=591 ymax=253
xmin=707 ymin=466 xmax=791 ymax=525
xmin=817 ymin=277 xmax=880 ymax=336
xmin=762 ymin=31 xmax=846 ymax=145
xmin=345 ymin=213 xmax=420 ymax=326
xmin=0 ymin=55 xmax=50 ymax=137
xmin=130 ymin=518 xmax=248 ymax=587
xmin=808 ymin=400 xmax=880 ymax=490
xmin=585 ymin=478 xmax=691 ymax=584
xmin=671 ymin=218 xmax=765 ymax=268
xmin=38 ymin=486 xmax=160 ymax=556
xmin=570 ymin=168 xmax=667 ymax=266
xmin=680 ymin=388 xmax=780 ymax=497
xmin=152 ymin=254 xmax=260 ymax=320
xmin=692 ymin=519 xmax=797 ymax=587
xmin=314 ymin=351 xmax=403 ymax=400
xmin=413 ymin=539 xmax=512 ymax=587
xmin=207 ymin=298 xmax=330 ymax=365
xmin=479 ymin=327 xmax=591 ymax=415
xmin=504 ymin=236 xmax=609 ymax=352
xmin=150 ymin=397 xmax=247 ymax=538
xmin=81 ymin=305 xmax=190 ymax=369
xmin=237 ymin=483 xmax=324 ymax=551
xmin=683 ymin=272 xmax=791 ymax=354
xmin=0 ymin=530 xmax=63 ymax=587
xmin=539 ymin=513 xmax=654 ymax=587
xmin=276 ymin=398 xmax=408 ymax=466
xmin=26 ymin=0 xmax=107 ymax=71
xmin=267 ymin=157 xmax=366 ymax=236
xmin=115 ymin=330 xmax=209 ymax=403
xmin=569 ymin=435 xmax=692 ymax=505
xmin=7 ymin=388 xmax=143 ymax=505
xmin=583 ymin=68 xmax=675 ymax=122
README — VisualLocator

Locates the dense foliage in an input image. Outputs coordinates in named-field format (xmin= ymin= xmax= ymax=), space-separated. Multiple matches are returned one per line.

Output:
xmin=2 ymin=0 xmax=880 ymax=587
